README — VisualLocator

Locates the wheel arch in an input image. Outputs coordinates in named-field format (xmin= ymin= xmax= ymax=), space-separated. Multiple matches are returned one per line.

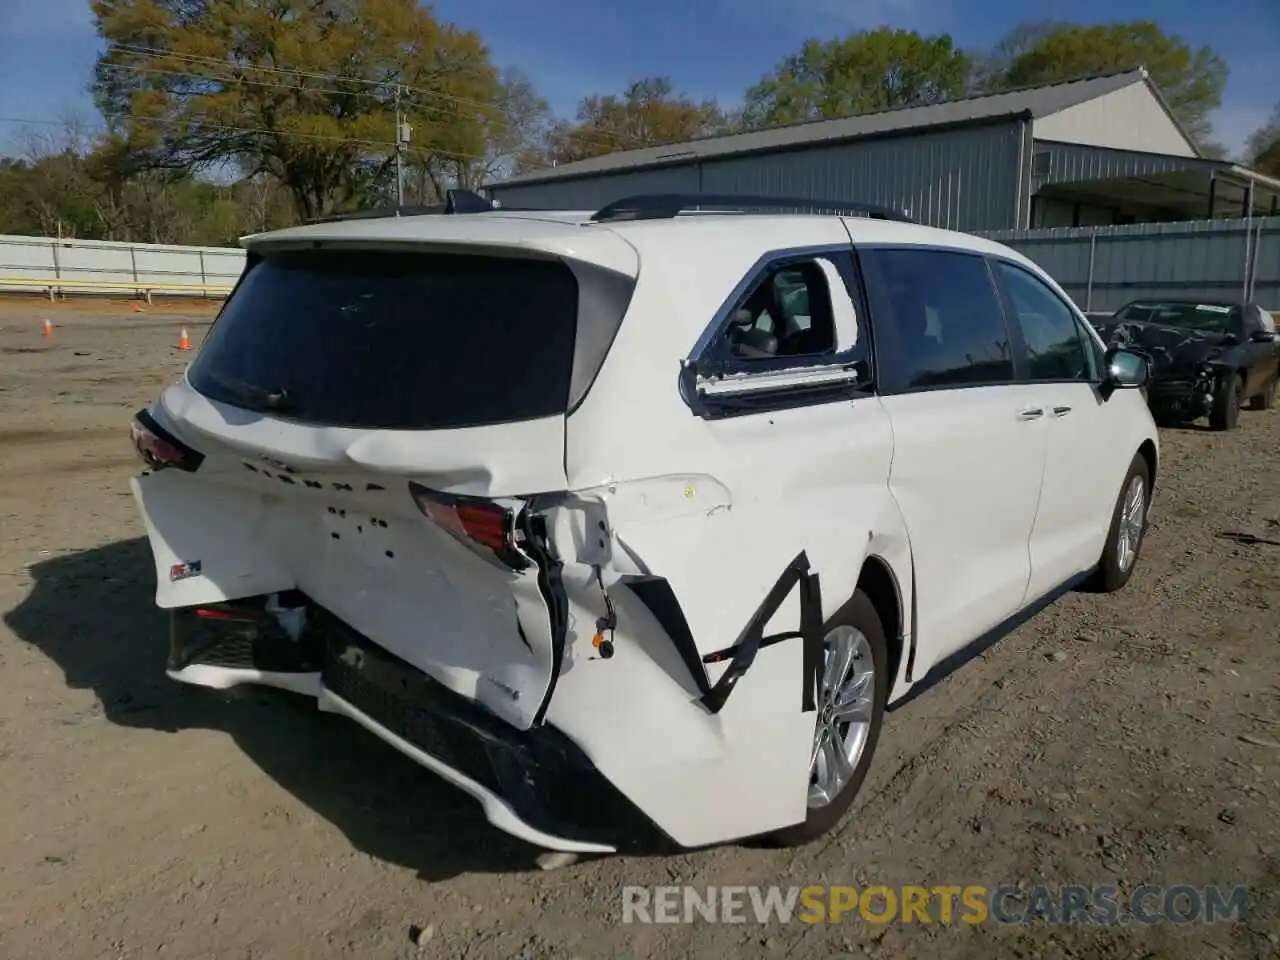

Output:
xmin=856 ymin=554 xmax=904 ymax=688
xmin=1137 ymin=437 xmax=1158 ymax=492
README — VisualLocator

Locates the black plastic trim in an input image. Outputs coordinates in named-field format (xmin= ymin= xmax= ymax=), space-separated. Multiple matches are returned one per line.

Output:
xmin=591 ymin=193 xmax=915 ymax=223
xmin=621 ymin=576 xmax=712 ymax=697
xmin=697 ymin=552 xmax=823 ymax=715
xmin=316 ymin=610 xmax=673 ymax=852
xmin=521 ymin=508 xmax=569 ymax=727
xmin=903 ymin=561 xmax=920 ymax=681
xmin=799 ymin=568 xmax=823 ymax=713
xmin=169 ymin=593 xmax=319 ymax=673
xmin=134 ymin=408 xmax=206 ymax=472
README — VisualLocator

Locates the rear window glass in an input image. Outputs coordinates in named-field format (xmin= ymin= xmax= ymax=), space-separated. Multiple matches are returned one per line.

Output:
xmin=188 ymin=248 xmax=579 ymax=430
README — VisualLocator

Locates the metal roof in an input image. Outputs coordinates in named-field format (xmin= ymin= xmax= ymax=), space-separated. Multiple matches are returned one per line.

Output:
xmin=495 ymin=69 xmax=1152 ymax=188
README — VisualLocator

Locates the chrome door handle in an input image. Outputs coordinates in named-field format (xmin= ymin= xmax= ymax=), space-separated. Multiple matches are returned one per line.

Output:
xmin=1016 ymin=407 xmax=1044 ymax=420
xmin=1051 ymin=405 xmax=1072 ymax=417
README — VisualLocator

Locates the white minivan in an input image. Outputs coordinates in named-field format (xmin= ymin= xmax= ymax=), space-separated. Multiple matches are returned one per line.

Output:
xmin=130 ymin=192 xmax=1158 ymax=857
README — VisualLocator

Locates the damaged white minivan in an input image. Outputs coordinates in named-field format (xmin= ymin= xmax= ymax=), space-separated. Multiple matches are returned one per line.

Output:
xmin=130 ymin=191 xmax=1159 ymax=856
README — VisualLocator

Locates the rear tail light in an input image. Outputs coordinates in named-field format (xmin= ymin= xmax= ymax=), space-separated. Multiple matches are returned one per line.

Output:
xmin=408 ymin=482 xmax=531 ymax=571
xmin=194 ymin=606 xmax=257 ymax=622
xmin=130 ymin=409 xmax=205 ymax=472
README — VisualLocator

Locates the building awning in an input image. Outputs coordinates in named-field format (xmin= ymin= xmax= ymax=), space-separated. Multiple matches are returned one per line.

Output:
xmin=1032 ymin=142 xmax=1280 ymax=224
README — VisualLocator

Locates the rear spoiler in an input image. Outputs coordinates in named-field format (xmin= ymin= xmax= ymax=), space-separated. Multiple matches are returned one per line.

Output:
xmin=303 ymin=189 xmax=500 ymax=225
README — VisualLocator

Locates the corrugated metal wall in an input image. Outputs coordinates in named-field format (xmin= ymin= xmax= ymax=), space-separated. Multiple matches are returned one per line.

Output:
xmin=491 ymin=120 xmax=1026 ymax=231
xmin=1031 ymin=140 xmax=1208 ymax=187
xmin=0 ymin=233 xmax=245 ymax=294
xmin=981 ymin=216 xmax=1280 ymax=312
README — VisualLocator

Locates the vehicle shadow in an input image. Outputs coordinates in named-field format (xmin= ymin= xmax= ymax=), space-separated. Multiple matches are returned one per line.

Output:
xmin=1154 ymin=418 xmax=1217 ymax=433
xmin=3 ymin=537 xmax=543 ymax=882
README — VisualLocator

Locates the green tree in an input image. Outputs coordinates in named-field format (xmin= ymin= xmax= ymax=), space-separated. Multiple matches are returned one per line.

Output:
xmin=742 ymin=28 xmax=973 ymax=129
xmin=1245 ymin=103 xmax=1280 ymax=176
xmin=415 ymin=67 xmax=554 ymax=193
xmin=546 ymin=77 xmax=729 ymax=165
xmin=91 ymin=0 xmax=506 ymax=219
xmin=970 ymin=20 xmax=1071 ymax=93
xmin=985 ymin=20 xmax=1227 ymax=150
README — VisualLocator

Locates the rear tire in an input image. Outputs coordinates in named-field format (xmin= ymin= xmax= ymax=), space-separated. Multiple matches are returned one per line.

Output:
xmin=1247 ymin=375 xmax=1276 ymax=411
xmin=762 ymin=589 xmax=888 ymax=848
xmin=1081 ymin=454 xmax=1150 ymax=594
xmin=1209 ymin=374 xmax=1243 ymax=430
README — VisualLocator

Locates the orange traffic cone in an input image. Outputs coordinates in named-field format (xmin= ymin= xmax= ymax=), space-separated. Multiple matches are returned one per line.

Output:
xmin=177 ymin=327 xmax=192 ymax=350
xmin=41 ymin=319 xmax=53 ymax=338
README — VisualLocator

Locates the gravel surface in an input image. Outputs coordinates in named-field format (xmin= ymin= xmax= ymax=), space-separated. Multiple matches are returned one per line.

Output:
xmin=1 ymin=298 xmax=1278 ymax=960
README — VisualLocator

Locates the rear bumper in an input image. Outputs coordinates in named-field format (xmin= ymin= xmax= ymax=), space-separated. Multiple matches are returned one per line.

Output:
xmin=167 ymin=601 xmax=672 ymax=855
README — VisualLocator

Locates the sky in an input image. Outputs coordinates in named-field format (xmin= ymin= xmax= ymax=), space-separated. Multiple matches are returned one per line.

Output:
xmin=0 ymin=0 xmax=1276 ymax=161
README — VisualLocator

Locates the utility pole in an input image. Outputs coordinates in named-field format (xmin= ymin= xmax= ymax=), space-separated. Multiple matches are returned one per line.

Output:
xmin=393 ymin=84 xmax=410 ymax=206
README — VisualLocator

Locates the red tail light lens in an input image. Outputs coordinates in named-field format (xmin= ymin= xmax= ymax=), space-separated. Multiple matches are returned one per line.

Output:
xmin=408 ymin=482 xmax=531 ymax=571
xmin=130 ymin=409 xmax=205 ymax=472
xmin=194 ymin=606 xmax=257 ymax=622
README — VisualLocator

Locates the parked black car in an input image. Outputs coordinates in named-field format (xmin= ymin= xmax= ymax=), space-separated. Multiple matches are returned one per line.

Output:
xmin=1089 ymin=299 xmax=1279 ymax=430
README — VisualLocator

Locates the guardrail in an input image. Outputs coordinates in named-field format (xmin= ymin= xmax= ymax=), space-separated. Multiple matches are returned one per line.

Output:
xmin=0 ymin=233 xmax=245 ymax=300
xmin=0 ymin=276 xmax=234 ymax=302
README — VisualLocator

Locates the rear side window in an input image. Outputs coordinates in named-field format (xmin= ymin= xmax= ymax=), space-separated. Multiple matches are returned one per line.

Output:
xmin=189 ymin=249 xmax=580 ymax=430
xmin=863 ymin=248 xmax=1014 ymax=391
xmin=722 ymin=259 xmax=838 ymax=361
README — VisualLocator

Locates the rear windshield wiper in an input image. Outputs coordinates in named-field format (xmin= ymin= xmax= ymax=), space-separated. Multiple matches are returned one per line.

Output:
xmin=203 ymin=372 xmax=296 ymax=413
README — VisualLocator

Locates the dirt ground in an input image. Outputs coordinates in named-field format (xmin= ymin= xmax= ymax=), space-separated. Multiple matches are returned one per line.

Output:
xmin=1 ymin=296 xmax=1279 ymax=960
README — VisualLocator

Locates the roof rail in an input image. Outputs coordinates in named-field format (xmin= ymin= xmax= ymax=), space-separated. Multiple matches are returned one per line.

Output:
xmin=590 ymin=193 xmax=916 ymax=224
xmin=303 ymin=189 xmax=498 ymax=224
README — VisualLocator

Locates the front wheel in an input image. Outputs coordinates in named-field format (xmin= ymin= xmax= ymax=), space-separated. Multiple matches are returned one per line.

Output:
xmin=1081 ymin=454 xmax=1150 ymax=594
xmin=1209 ymin=374 xmax=1243 ymax=430
xmin=763 ymin=590 xmax=888 ymax=847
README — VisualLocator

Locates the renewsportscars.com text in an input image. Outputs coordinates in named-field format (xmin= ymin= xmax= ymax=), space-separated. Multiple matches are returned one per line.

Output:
xmin=620 ymin=884 xmax=1249 ymax=925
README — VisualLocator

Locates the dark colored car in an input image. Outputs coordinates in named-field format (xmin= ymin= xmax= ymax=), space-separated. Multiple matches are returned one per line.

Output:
xmin=1090 ymin=299 xmax=1279 ymax=430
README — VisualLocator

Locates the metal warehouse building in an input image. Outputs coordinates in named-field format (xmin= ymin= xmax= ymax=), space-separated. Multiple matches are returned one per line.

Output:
xmin=487 ymin=68 xmax=1280 ymax=232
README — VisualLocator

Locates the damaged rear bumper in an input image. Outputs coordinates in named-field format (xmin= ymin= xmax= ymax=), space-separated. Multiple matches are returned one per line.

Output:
xmin=166 ymin=598 xmax=671 ymax=855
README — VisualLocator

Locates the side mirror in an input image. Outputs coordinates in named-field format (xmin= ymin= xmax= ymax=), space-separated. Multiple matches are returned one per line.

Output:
xmin=1249 ymin=329 xmax=1277 ymax=344
xmin=1101 ymin=347 xmax=1148 ymax=399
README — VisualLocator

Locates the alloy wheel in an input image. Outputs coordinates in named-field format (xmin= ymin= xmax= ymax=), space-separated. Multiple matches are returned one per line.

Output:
xmin=808 ymin=625 xmax=875 ymax=808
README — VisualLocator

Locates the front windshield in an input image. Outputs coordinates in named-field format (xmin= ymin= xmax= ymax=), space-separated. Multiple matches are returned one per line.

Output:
xmin=1115 ymin=301 xmax=1240 ymax=332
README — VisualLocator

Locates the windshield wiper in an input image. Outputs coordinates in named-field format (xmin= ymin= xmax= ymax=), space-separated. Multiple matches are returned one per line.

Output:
xmin=204 ymin=372 xmax=296 ymax=413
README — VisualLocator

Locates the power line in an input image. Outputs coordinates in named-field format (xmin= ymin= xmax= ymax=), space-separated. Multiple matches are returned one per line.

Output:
xmin=0 ymin=113 xmax=532 ymax=169
xmin=100 ymin=61 xmax=372 ymax=101
xmin=103 ymin=44 xmax=651 ymax=151
xmin=102 ymin=42 xmax=650 ymax=151
xmin=98 ymin=59 xmax=637 ymax=156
